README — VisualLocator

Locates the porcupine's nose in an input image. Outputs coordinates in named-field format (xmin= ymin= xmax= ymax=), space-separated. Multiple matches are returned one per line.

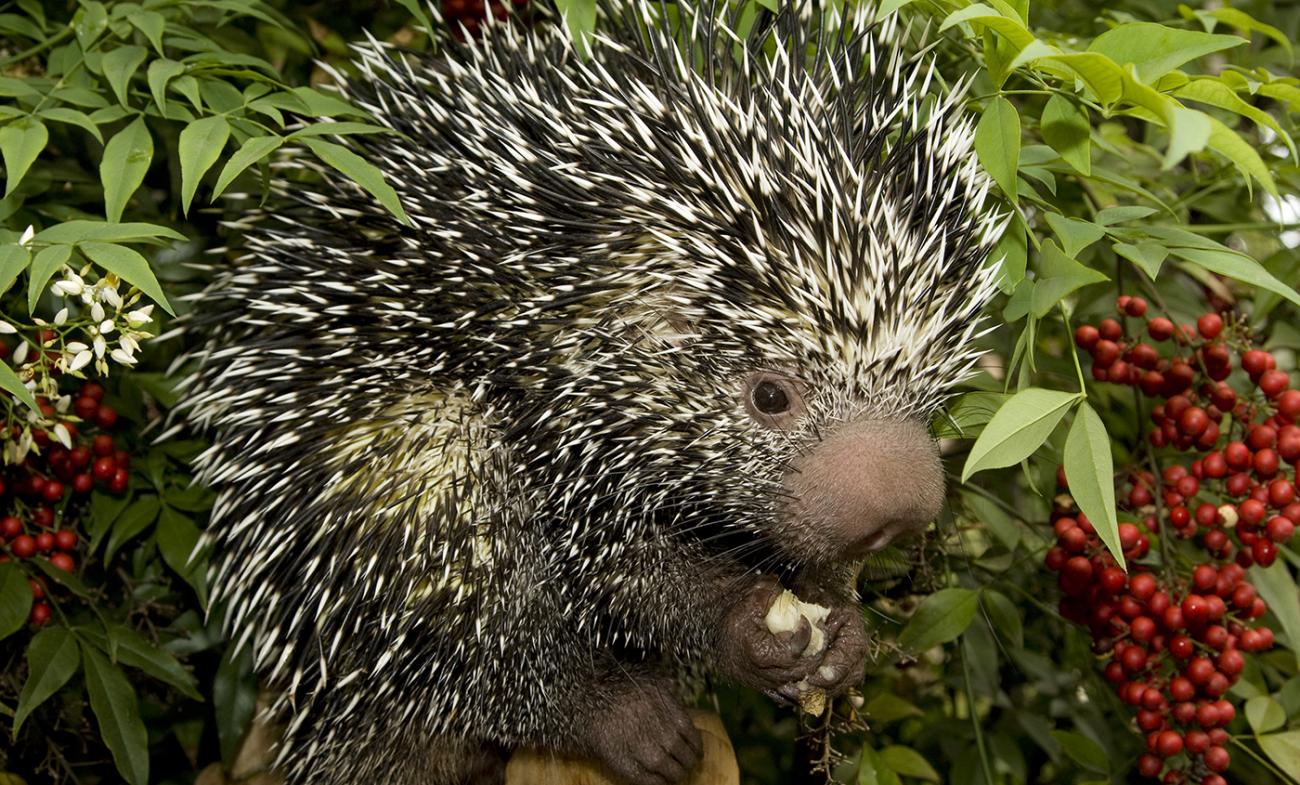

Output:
xmin=783 ymin=419 xmax=944 ymax=558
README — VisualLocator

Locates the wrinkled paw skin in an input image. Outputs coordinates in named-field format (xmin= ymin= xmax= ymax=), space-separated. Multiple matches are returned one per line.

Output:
xmin=575 ymin=680 xmax=703 ymax=785
xmin=717 ymin=577 xmax=819 ymax=692
xmin=803 ymin=606 xmax=869 ymax=696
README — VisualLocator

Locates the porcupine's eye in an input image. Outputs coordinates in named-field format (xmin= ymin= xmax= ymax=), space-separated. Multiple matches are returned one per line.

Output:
xmin=743 ymin=373 xmax=805 ymax=429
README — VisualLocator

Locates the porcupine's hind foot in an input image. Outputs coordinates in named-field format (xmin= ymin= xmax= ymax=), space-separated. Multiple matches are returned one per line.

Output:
xmin=570 ymin=675 xmax=703 ymax=785
xmin=429 ymin=735 xmax=508 ymax=785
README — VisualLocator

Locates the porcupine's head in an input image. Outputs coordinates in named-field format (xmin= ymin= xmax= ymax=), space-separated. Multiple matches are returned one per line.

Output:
xmin=501 ymin=2 xmax=1008 ymax=574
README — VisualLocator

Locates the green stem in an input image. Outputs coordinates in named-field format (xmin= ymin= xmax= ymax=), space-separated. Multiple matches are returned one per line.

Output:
xmin=0 ymin=27 xmax=74 ymax=69
xmin=961 ymin=645 xmax=996 ymax=785
xmin=1229 ymin=735 xmax=1299 ymax=785
xmin=1061 ymin=306 xmax=1087 ymax=396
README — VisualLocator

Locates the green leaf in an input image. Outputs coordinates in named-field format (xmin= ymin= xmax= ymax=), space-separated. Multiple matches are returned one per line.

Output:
xmin=1030 ymin=241 xmax=1109 ymax=317
xmin=101 ymin=45 xmax=147 ymax=107
xmin=0 ymin=562 xmax=32 ymax=640
xmin=875 ymin=0 xmax=920 ymax=21
xmin=981 ymin=589 xmax=1023 ymax=650
xmin=129 ymin=11 xmax=166 ymax=55
xmin=102 ymin=494 xmax=160 ymax=562
xmin=1191 ymin=7 xmax=1292 ymax=60
xmin=863 ymin=693 xmax=923 ymax=725
xmin=214 ymin=646 xmax=258 ymax=762
xmin=898 ymin=588 xmax=980 ymax=653
xmin=1049 ymin=731 xmax=1108 ymax=774
xmin=1173 ymin=247 xmax=1300 ymax=309
xmin=1096 ymin=206 xmax=1157 ymax=225
xmin=288 ymin=122 xmax=389 ymax=139
xmin=1257 ymin=731 xmax=1300 ymax=777
xmin=879 ymin=746 xmax=939 ymax=782
xmin=1033 ymin=53 xmax=1125 ymax=105
xmin=1250 ymin=563 xmax=1300 ymax=667
xmin=38 ymin=107 xmax=103 ymax=143
xmin=975 ymin=96 xmax=1020 ymax=204
xmin=27 ymin=244 xmax=72 ymax=314
xmin=1064 ymin=402 xmax=1123 ymax=569
xmin=0 ymin=358 xmax=38 ymax=412
xmin=178 ymin=115 xmax=230 ymax=214
xmin=212 ymin=135 xmax=282 ymax=199
xmin=1088 ymin=23 xmax=1245 ymax=82
xmin=157 ymin=506 xmax=205 ymax=598
xmin=1205 ymin=115 xmax=1277 ymax=196
xmin=100 ymin=117 xmax=153 ymax=223
xmin=80 ymin=242 xmax=173 ymax=315
xmin=555 ymin=0 xmax=597 ymax=57
xmin=1040 ymin=94 xmax=1090 ymax=176
xmin=146 ymin=59 xmax=185 ymax=113
xmin=14 ymin=627 xmax=80 ymax=731
xmin=0 ymin=117 xmax=48 ymax=196
xmin=962 ymin=488 xmax=1020 ymax=550
xmin=36 ymin=220 xmax=184 ymax=245
xmin=84 ymin=623 xmax=202 ymax=700
xmin=1162 ymin=106 xmax=1212 ymax=169
xmin=82 ymin=643 xmax=149 ymax=785
xmin=301 ymin=138 xmax=408 ymax=224
xmin=1044 ymin=214 xmax=1104 ymax=259
xmin=939 ymin=4 xmax=1035 ymax=49
xmin=936 ymin=392 xmax=1010 ymax=441
xmin=0 ymin=242 xmax=29 ymax=296
xmin=1114 ymin=241 xmax=1168 ymax=280
xmin=284 ymin=86 xmax=369 ymax=118
xmin=1245 ymin=695 xmax=1286 ymax=735
xmin=991 ymin=220 xmax=1027 ymax=293
xmin=393 ymin=0 xmax=434 ymax=33
xmin=961 ymin=388 xmax=1080 ymax=481
xmin=1176 ymin=77 xmax=1294 ymax=158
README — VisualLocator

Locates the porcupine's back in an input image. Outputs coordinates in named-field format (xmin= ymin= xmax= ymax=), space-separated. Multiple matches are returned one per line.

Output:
xmin=181 ymin=3 xmax=1000 ymax=781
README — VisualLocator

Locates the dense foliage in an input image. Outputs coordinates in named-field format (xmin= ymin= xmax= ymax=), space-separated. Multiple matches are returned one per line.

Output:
xmin=0 ymin=1 xmax=1298 ymax=784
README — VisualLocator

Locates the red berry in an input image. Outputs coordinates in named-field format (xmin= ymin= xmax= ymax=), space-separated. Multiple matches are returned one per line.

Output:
xmin=81 ymin=382 xmax=105 ymax=401
xmin=1193 ymin=564 xmax=1217 ymax=591
xmin=1180 ymin=407 xmax=1209 ymax=437
xmin=10 ymin=534 xmax=35 ymax=558
xmin=1126 ymin=297 xmax=1149 ymax=317
xmin=92 ymin=433 xmax=114 ymax=456
xmin=1131 ymin=616 xmax=1156 ymax=642
xmin=1148 ymin=318 xmax=1175 ymax=342
xmin=34 ymin=532 xmax=53 ymax=553
xmin=1217 ymin=649 xmax=1244 ymax=677
xmin=1203 ymin=746 xmax=1229 ymax=773
xmin=1243 ymin=349 xmax=1274 ymax=378
xmin=92 ymin=456 xmax=115 ymax=481
xmin=1196 ymin=313 xmax=1223 ymax=339
xmin=73 ymin=473 xmax=93 ymax=494
xmin=1260 ymin=369 xmax=1291 ymax=399
xmin=1169 ymin=635 xmax=1194 ymax=660
xmin=1239 ymin=498 xmax=1266 ymax=525
xmin=1278 ymin=389 xmax=1300 ymax=421
xmin=49 ymin=552 xmax=74 ymax=572
xmin=1267 ymin=515 xmax=1295 ymax=542
xmin=73 ymin=396 xmax=98 ymax=419
xmin=41 ymin=480 xmax=64 ymax=503
xmin=1169 ymin=675 xmax=1195 ymax=701
xmin=1121 ymin=645 xmax=1148 ymax=673
xmin=1075 ymin=325 xmax=1100 ymax=350
xmin=28 ymin=602 xmax=50 ymax=626
xmin=1137 ymin=753 xmax=1162 ymax=778
xmin=95 ymin=404 xmax=118 ymax=429
xmin=54 ymin=529 xmax=76 ymax=551
xmin=1184 ymin=730 xmax=1210 ymax=754
xmin=1155 ymin=730 xmax=1183 ymax=758
xmin=1093 ymin=340 xmax=1120 ymax=367
xmin=1253 ymin=538 xmax=1279 ymax=566
xmin=1254 ymin=448 xmax=1280 ymax=477
xmin=1196 ymin=700 xmax=1221 ymax=727
xmin=1099 ymin=318 xmax=1123 ymax=341
xmin=0 ymin=516 xmax=20 ymax=538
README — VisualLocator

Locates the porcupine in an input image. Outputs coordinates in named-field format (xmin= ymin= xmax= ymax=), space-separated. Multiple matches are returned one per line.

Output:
xmin=180 ymin=2 xmax=1003 ymax=784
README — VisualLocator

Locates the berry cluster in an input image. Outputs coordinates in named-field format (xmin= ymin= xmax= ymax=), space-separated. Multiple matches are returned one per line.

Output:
xmin=441 ymin=0 xmax=529 ymax=38
xmin=1 ymin=380 xmax=130 ymax=627
xmin=1046 ymin=294 xmax=1294 ymax=785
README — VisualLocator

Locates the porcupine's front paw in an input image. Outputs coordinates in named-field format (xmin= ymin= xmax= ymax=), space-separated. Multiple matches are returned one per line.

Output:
xmin=800 ymin=605 xmax=869 ymax=696
xmin=574 ymin=678 xmax=702 ymax=785
xmin=716 ymin=577 xmax=820 ymax=692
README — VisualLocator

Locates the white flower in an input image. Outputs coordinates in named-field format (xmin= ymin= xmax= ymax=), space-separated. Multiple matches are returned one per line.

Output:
xmin=0 ymin=322 xmax=15 ymax=335
xmin=119 ymin=334 xmax=139 ymax=354
xmin=65 ymin=341 xmax=88 ymax=353
xmin=55 ymin=395 xmax=70 ymax=413
xmin=18 ymin=225 xmax=34 ymax=248
xmin=12 ymin=341 xmax=29 ymax=365
xmin=52 ymin=423 xmax=72 ymax=449
xmin=68 ymin=350 xmax=93 ymax=372
xmin=125 ymin=305 xmax=154 ymax=327
xmin=93 ymin=334 xmax=107 ymax=359
xmin=101 ymin=286 xmax=122 ymax=309
xmin=53 ymin=308 xmax=68 ymax=326
xmin=98 ymin=320 xmax=115 ymax=335
xmin=90 ymin=302 xmax=105 ymax=322
xmin=110 ymin=347 xmax=137 ymax=366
